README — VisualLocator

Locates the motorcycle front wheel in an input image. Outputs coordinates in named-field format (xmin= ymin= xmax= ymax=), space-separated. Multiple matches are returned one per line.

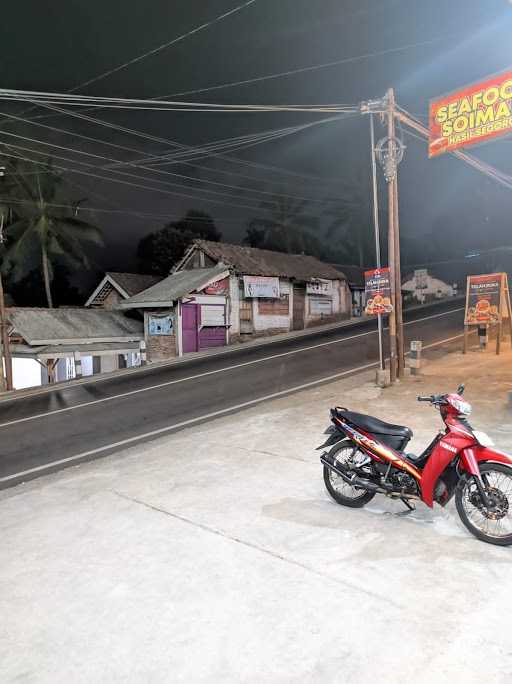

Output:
xmin=323 ymin=442 xmax=376 ymax=508
xmin=455 ymin=463 xmax=512 ymax=546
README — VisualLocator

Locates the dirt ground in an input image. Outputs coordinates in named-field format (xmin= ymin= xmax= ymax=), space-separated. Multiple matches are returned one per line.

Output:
xmin=1 ymin=342 xmax=512 ymax=683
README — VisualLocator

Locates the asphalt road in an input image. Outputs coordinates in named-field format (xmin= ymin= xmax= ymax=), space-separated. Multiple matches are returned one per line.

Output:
xmin=0 ymin=302 xmax=465 ymax=488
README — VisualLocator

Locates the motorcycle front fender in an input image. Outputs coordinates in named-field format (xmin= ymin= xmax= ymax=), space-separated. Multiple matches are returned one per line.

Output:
xmin=459 ymin=446 xmax=512 ymax=475
xmin=421 ymin=445 xmax=512 ymax=507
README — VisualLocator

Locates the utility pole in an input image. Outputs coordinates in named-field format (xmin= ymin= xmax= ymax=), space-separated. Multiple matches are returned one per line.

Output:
xmin=361 ymin=92 xmax=405 ymax=383
xmin=386 ymin=89 xmax=399 ymax=382
xmin=369 ymin=113 xmax=385 ymax=372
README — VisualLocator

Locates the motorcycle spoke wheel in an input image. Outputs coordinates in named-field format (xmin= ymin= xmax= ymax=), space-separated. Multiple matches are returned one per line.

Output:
xmin=323 ymin=443 xmax=376 ymax=509
xmin=456 ymin=464 xmax=512 ymax=546
xmin=328 ymin=469 xmax=367 ymax=500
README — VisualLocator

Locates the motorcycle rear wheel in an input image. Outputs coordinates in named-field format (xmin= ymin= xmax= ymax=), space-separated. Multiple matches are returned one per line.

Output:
xmin=323 ymin=442 xmax=376 ymax=508
xmin=455 ymin=463 xmax=512 ymax=546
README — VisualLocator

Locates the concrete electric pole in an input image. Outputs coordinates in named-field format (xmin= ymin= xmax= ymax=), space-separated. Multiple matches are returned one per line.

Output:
xmin=362 ymin=90 xmax=406 ymax=383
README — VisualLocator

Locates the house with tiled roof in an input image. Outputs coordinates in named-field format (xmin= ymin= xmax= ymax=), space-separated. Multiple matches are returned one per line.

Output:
xmin=174 ymin=239 xmax=350 ymax=338
xmin=118 ymin=240 xmax=350 ymax=362
xmin=7 ymin=307 xmax=144 ymax=388
xmin=85 ymin=272 xmax=162 ymax=309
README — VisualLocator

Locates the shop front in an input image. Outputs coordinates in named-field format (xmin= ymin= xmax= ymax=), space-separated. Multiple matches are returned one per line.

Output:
xmin=120 ymin=265 xmax=230 ymax=362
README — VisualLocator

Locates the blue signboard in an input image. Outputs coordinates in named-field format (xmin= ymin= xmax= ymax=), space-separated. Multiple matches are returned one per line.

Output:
xmin=148 ymin=315 xmax=174 ymax=336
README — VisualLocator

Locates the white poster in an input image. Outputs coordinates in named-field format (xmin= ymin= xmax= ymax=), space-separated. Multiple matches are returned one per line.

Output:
xmin=307 ymin=279 xmax=333 ymax=296
xmin=243 ymin=276 xmax=280 ymax=299
xmin=310 ymin=297 xmax=333 ymax=315
xmin=414 ymin=269 xmax=428 ymax=289
xmin=201 ymin=304 xmax=225 ymax=326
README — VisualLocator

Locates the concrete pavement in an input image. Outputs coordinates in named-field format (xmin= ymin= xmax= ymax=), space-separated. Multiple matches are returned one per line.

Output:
xmin=2 ymin=343 xmax=512 ymax=682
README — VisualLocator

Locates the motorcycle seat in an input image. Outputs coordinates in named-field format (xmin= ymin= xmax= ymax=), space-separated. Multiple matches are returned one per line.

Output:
xmin=334 ymin=409 xmax=413 ymax=439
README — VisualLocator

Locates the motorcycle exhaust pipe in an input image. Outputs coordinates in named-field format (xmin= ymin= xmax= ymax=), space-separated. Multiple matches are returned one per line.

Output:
xmin=320 ymin=454 xmax=387 ymax=493
xmin=321 ymin=454 xmax=422 ymax=501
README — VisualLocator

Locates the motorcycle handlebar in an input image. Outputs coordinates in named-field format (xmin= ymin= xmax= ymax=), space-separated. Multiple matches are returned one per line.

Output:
xmin=417 ymin=394 xmax=447 ymax=404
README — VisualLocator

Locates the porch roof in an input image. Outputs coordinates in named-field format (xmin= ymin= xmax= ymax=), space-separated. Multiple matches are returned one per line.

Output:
xmin=120 ymin=264 xmax=229 ymax=309
xmin=8 ymin=307 xmax=143 ymax=346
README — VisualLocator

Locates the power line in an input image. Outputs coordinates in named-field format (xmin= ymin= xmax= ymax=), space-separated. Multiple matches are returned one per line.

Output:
xmin=0 ymin=115 xmax=348 ymax=206
xmin=0 ymin=108 xmax=348 ymax=202
xmin=4 ymin=99 xmax=348 ymax=191
xmin=0 ymin=138 xmax=279 ymax=209
xmin=68 ymin=0 xmax=260 ymax=93
xmin=0 ymin=194 xmax=246 ymax=224
xmin=31 ymin=100 xmax=347 ymax=188
xmin=0 ymin=114 xmax=346 ymax=212
xmin=0 ymin=0 xmax=261 ymax=127
xmin=0 ymin=147 xmax=272 ymax=212
xmin=107 ymin=115 xmax=354 ymax=168
xmin=0 ymin=89 xmax=356 ymax=113
xmin=161 ymin=35 xmax=454 ymax=99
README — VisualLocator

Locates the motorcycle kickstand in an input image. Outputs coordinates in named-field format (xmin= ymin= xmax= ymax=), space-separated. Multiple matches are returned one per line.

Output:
xmin=396 ymin=498 xmax=416 ymax=516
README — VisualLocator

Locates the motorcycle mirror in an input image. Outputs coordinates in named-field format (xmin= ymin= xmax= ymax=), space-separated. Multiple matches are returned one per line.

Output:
xmin=457 ymin=383 xmax=465 ymax=395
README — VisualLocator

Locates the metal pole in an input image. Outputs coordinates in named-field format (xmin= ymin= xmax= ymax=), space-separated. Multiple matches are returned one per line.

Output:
xmin=370 ymin=114 xmax=385 ymax=371
xmin=393 ymin=175 xmax=405 ymax=376
xmin=386 ymin=89 xmax=398 ymax=383
xmin=0 ymin=271 xmax=13 ymax=390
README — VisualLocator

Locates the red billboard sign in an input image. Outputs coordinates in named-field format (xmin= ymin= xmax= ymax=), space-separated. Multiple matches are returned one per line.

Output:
xmin=464 ymin=273 xmax=502 ymax=325
xmin=202 ymin=277 xmax=229 ymax=295
xmin=364 ymin=267 xmax=393 ymax=315
xmin=429 ymin=70 xmax=512 ymax=157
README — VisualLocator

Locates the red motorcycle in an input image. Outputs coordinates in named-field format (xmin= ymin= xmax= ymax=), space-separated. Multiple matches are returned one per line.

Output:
xmin=319 ymin=385 xmax=512 ymax=545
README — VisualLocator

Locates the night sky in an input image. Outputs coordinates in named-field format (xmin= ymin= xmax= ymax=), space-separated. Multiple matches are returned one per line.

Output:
xmin=1 ymin=0 xmax=511 ymax=279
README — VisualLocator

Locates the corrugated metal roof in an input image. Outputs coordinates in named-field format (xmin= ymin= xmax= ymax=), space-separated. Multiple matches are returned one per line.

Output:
xmin=121 ymin=264 xmax=229 ymax=308
xmin=8 ymin=308 xmax=143 ymax=345
xmin=11 ymin=342 xmax=140 ymax=359
xmin=190 ymin=240 xmax=346 ymax=281
xmin=106 ymin=272 xmax=162 ymax=296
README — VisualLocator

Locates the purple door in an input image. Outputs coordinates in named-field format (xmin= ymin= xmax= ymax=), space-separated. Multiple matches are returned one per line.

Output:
xmin=182 ymin=303 xmax=199 ymax=353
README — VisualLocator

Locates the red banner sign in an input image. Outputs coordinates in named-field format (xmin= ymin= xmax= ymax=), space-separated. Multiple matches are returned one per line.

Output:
xmin=202 ymin=277 xmax=229 ymax=295
xmin=429 ymin=71 xmax=512 ymax=157
xmin=465 ymin=274 xmax=501 ymax=325
xmin=364 ymin=267 xmax=393 ymax=315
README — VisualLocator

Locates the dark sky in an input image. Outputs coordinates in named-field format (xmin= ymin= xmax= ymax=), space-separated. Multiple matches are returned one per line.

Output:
xmin=1 ymin=0 xmax=511 ymax=275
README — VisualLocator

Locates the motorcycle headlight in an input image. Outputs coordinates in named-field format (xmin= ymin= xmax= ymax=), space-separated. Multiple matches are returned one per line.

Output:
xmin=451 ymin=398 xmax=472 ymax=415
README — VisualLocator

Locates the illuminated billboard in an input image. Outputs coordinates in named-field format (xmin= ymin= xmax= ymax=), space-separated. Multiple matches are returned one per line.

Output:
xmin=429 ymin=70 xmax=512 ymax=157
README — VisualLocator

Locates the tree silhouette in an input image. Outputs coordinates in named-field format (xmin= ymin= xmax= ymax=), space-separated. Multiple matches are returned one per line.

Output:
xmin=244 ymin=196 xmax=322 ymax=256
xmin=0 ymin=158 xmax=102 ymax=307
xmin=137 ymin=210 xmax=221 ymax=276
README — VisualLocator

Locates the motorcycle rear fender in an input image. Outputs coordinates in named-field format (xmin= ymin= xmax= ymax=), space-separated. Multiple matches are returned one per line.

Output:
xmin=316 ymin=426 xmax=349 ymax=450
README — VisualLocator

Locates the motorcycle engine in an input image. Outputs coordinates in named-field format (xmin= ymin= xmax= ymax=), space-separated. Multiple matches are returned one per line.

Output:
xmin=390 ymin=471 xmax=417 ymax=495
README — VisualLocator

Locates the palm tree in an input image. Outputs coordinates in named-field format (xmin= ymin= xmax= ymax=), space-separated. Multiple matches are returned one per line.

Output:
xmin=244 ymin=196 xmax=322 ymax=256
xmin=1 ymin=159 xmax=103 ymax=307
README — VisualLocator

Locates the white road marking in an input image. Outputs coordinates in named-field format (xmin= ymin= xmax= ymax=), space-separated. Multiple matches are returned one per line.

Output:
xmin=0 ymin=331 xmax=464 ymax=484
xmin=0 ymin=308 xmax=463 ymax=429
